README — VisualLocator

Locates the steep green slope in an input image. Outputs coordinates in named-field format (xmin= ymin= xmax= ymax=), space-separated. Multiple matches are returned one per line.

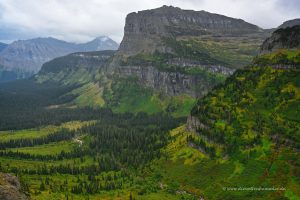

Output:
xmin=190 ymin=49 xmax=300 ymax=154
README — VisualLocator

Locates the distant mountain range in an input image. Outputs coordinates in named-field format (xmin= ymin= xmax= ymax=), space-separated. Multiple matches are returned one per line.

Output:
xmin=0 ymin=36 xmax=118 ymax=82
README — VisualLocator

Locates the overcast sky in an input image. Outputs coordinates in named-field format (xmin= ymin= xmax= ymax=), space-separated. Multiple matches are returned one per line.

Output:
xmin=0 ymin=0 xmax=299 ymax=44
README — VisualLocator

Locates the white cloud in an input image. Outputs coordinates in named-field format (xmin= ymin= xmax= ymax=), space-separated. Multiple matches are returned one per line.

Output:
xmin=0 ymin=0 xmax=299 ymax=43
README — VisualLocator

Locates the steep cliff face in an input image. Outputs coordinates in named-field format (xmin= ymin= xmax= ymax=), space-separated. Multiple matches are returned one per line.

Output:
xmin=112 ymin=6 xmax=267 ymax=97
xmin=260 ymin=25 xmax=300 ymax=54
xmin=116 ymin=65 xmax=223 ymax=97
xmin=0 ymin=173 xmax=29 ymax=200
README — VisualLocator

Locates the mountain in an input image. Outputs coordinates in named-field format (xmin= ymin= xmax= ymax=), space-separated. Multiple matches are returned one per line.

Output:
xmin=0 ymin=42 xmax=8 ymax=52
xmin=0 ymin=36 xmax=118 ymax=82
xmin=278 ymin=18 xmax=300 ymax=29
xmin=78 ymin=36 xmax=119 ymax=52
xmin=111 ymin=5 xmax=269 ymax=98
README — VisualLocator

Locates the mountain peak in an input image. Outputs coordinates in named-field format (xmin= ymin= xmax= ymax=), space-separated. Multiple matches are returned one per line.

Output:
xmin=83 ymin=36 xmax=119 ymax=51
xmin=94 ymin=36 xmax=111 ymax=42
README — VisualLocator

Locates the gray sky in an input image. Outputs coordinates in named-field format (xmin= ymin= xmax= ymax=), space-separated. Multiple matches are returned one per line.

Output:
xmin=0 ymin=0 xmax=299 ymax=43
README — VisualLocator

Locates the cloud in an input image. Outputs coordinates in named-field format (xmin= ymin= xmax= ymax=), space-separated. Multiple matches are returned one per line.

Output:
xmin=0 ymin=0 xmax=299 ymax=43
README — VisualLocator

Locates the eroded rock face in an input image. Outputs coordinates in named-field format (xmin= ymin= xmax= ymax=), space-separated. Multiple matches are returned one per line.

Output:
xmin=0 ymin=173 xmax=29 ymax=200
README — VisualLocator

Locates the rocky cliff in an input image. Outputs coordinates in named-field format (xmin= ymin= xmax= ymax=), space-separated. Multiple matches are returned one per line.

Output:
xmin=0 ymin=173 xmax=29 ymax=200
xmin=260 ymin=25 xmax=300 ymax=54
xmin=116 ymin=65 xmax=227 ymax=97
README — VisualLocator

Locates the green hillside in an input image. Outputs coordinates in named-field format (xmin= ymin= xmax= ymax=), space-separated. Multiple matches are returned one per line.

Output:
xmin=191 ymin=49 xmax=300 ymax=154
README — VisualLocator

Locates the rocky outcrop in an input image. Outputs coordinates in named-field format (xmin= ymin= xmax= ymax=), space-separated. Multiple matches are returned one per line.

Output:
xmin=186 ymin=115 xmax=207 ymax=131
xmin=0 ymin=173 xmax=29 ymax=200
xmin=260 ymin=25 xmax=300 ymax=54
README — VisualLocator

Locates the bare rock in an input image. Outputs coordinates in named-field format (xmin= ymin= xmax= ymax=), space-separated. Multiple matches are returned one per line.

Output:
xmin=0 ymin=173 xmax=29 ymax=200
